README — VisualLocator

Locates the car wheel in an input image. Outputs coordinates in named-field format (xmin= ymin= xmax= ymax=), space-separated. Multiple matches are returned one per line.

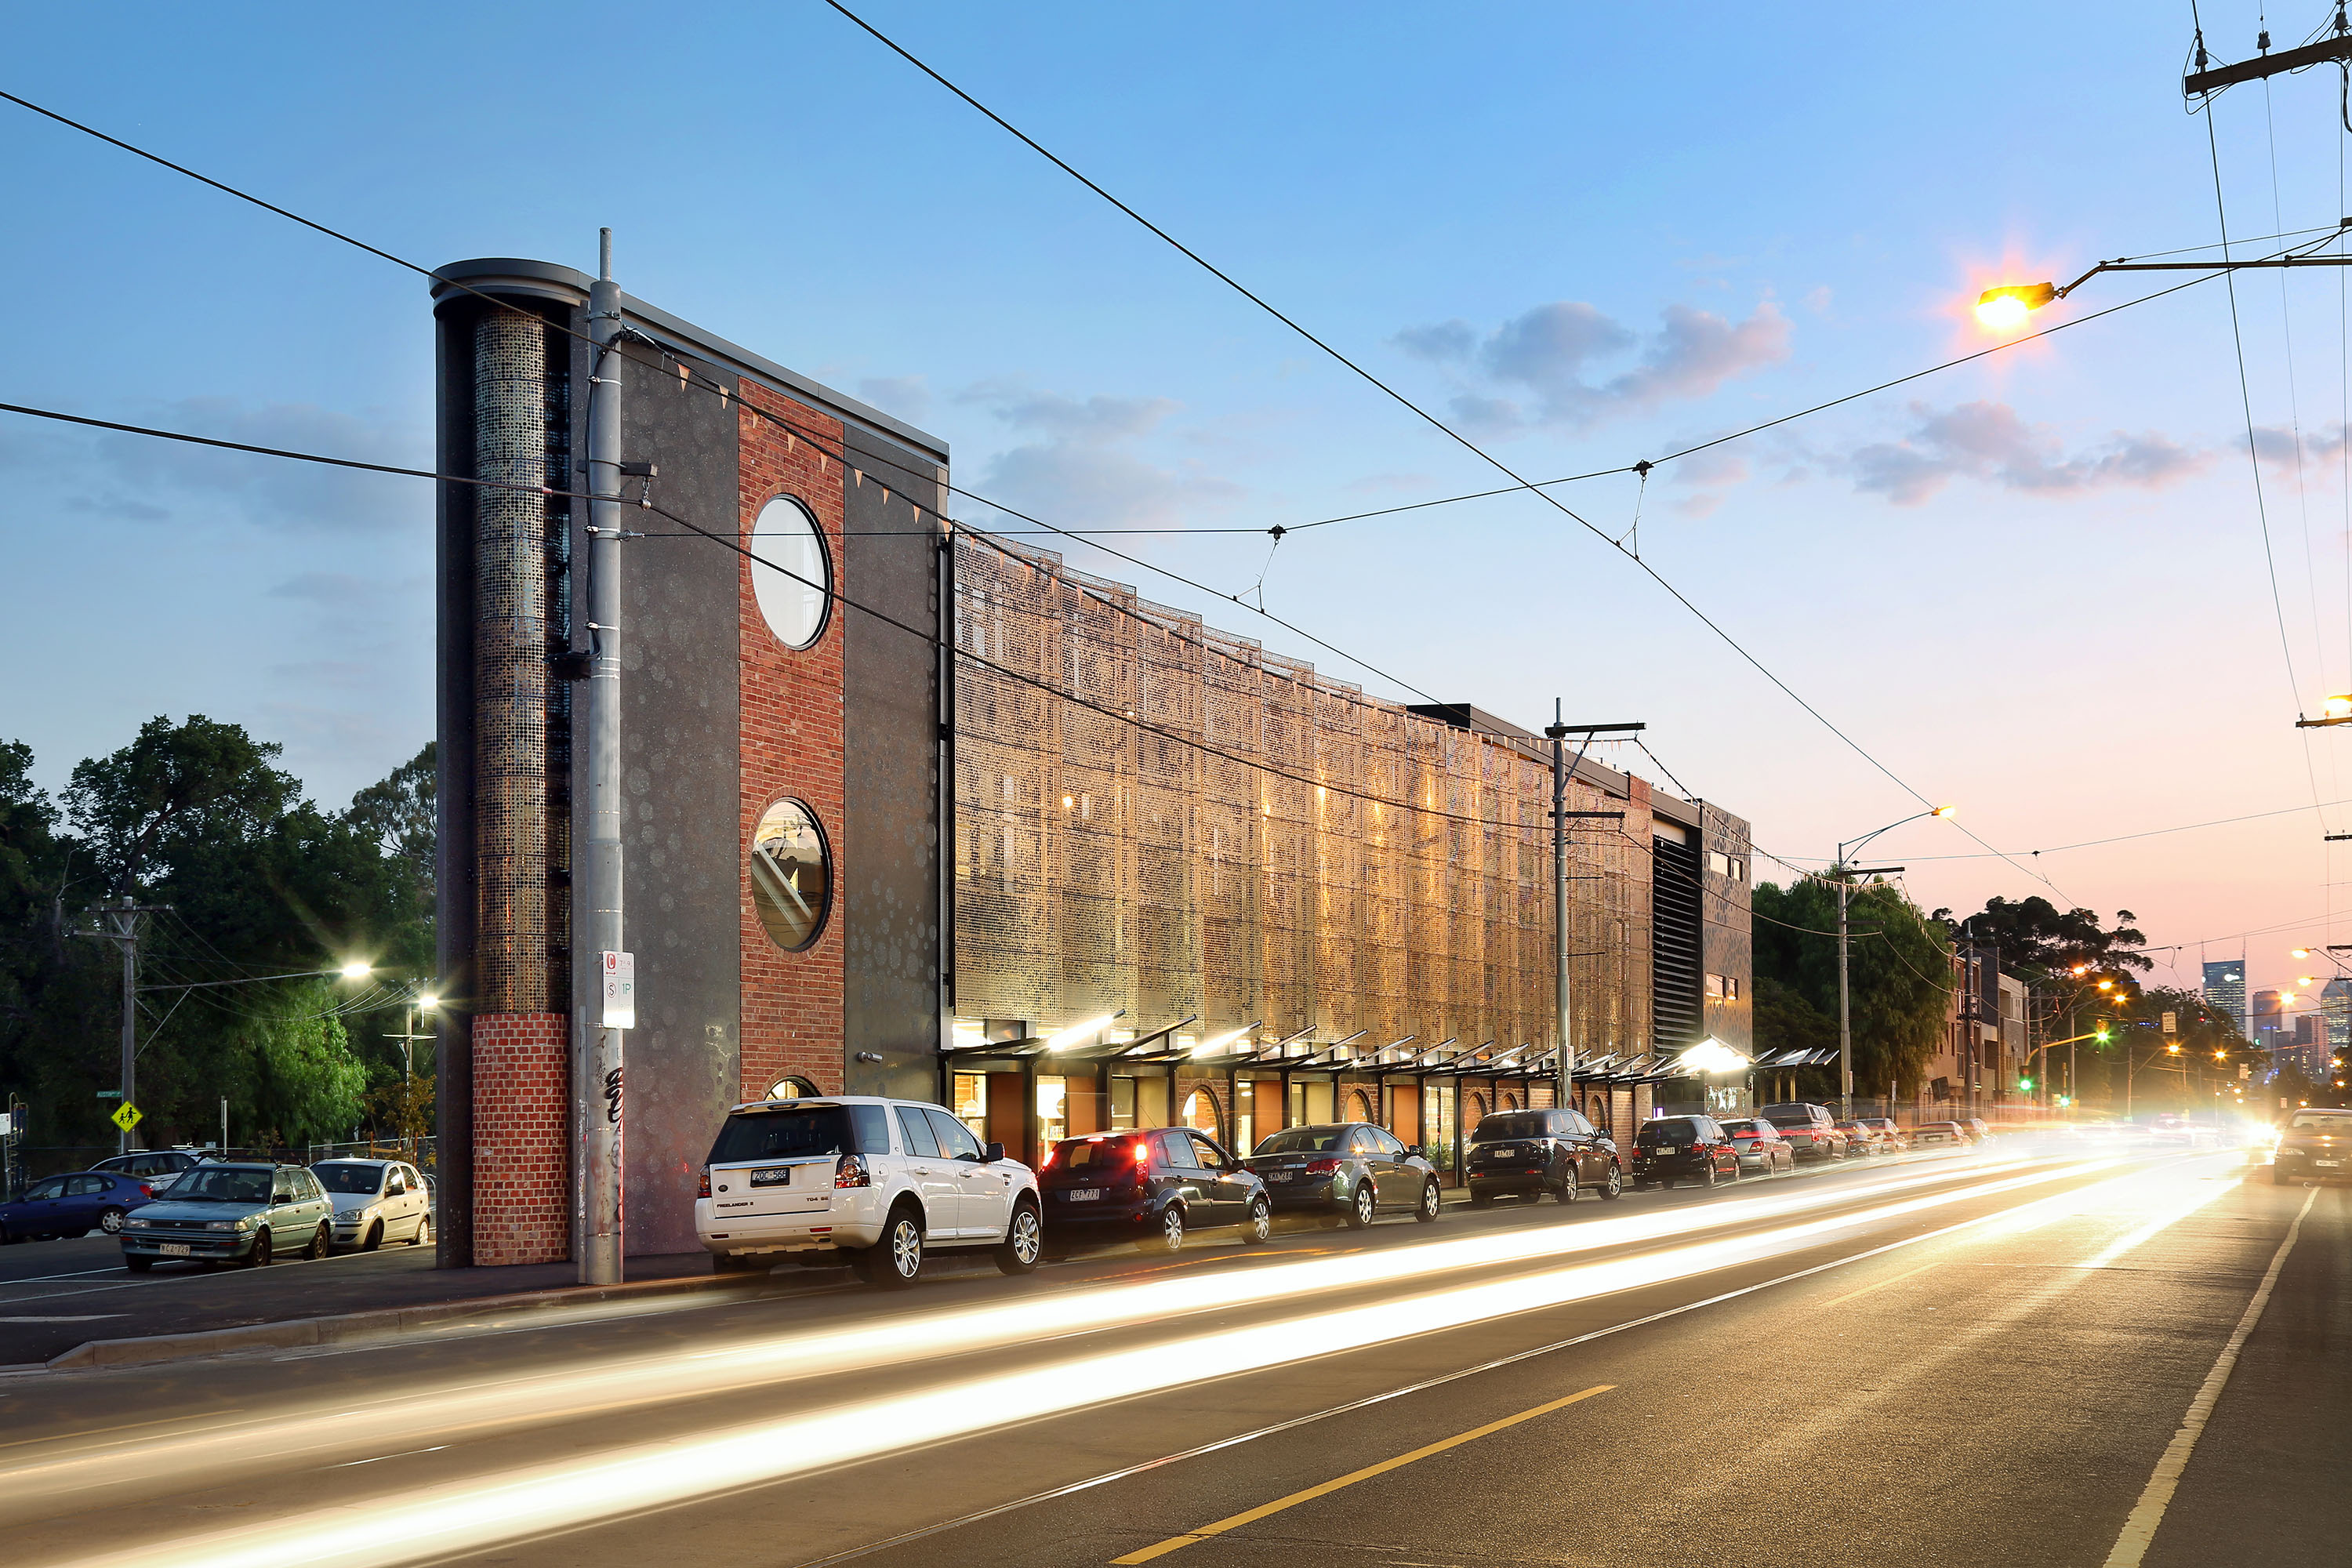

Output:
xmin=1242 ymin=1196 xmax=1274 ymax=1245
xmin=412 ymin=1214 xmax=431 ymax=1247
xmin=1346 ymin=1183 xmax=1377 ymax=1229
xmin=361 ymin=1221 xmax=383 ymax=1252
xmin=2271 ymin=1167 xmax=2287 ymax=1185
xmin=1657 ymin=1174 xmax=1674 ymax=1191
xmin=1416 ymin=1181 xmax=1441 ymax=1222
xmin=860 ymin=1206 xmax=924 ymax=1288
xmin=307 ymin=1223 xmax=330 ymax=1261
xmin=1468 ymin=1189 xmax=1493 ymax=1209
xmin=1600 ymin=1164 xmax=1624 ymax=1200
xmin=996 ymin=1200 xmax=1043 ymax=1276
xmin=1559 ymin=1174 xmax=1580 ymax=1203
xmin=247 ymin=1229 xmax=273 ymax=1269
xmin=97 ymin=1207 xmax=129 ymax=1236
xmin=713 ymin=1252 xmax=766 ymax=1274
xmin=1699 ymin=1162 xmax=1717 ymax=1189
xmin=1149 ymin=1203 xmax=1187 ymax=1254
xmin=125 ymin=1255 xmax=153 ymax=1273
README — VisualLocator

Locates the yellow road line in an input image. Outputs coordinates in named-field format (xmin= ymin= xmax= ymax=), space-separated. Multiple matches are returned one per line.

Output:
xmin=1813 ymin=1259 xmax=1939 ymax=1312
xmin=1107 ymin=1383 xmax=1613 ymax=1563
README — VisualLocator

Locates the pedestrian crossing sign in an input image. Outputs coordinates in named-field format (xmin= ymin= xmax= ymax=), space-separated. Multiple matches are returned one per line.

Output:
xmin=110 ymin=1102 xmax=141 ymax=1133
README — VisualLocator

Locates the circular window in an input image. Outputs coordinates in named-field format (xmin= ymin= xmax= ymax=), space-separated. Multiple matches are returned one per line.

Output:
xmin=768 ymin=1076 xmax=818 ymax=1100
xmin=748 ymin=797 xmax=831 ymax=952
xmin=750 ymin=495 xmax=829 ymax=650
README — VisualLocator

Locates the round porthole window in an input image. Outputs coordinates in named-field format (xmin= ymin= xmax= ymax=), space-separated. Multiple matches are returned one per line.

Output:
xmin=750 ymin=495 xmax=829 ymax=650
xmin=748 ymin=797 xmax=831 ymax=952
xmin=768 ymin=1076 xmax=818 ymax=1100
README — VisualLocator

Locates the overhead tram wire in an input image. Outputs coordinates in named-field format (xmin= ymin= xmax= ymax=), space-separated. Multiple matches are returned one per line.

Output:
xmin=815 ymin=5 xmax=2180 ymax=902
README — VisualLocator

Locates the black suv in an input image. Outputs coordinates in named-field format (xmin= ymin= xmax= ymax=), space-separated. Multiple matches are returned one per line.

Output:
xmin=1630 ymin=1116 xmax=1739 ymax=1189
xmin=1758 ymin=1103 xmax=1849 ymax=1163
xmin=1465 ymin=1109 xmax=1623 ymax=1206
xmin=1243 ymin=1123 xmax=1443 ymax=1227
xmin=1039 ymin=1128 xmax=1272 ymax=1255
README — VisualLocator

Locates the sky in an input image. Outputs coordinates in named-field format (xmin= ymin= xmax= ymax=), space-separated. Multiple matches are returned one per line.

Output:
xmin=5 ymin=1 xmax=2352 ymax=1010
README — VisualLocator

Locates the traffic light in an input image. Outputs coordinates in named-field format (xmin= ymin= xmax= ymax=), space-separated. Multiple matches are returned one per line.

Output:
xmin=2019 ymin=1074 xmax=2035 ymax=1091
xmin=2095 ymin=1018 xmax=2111 ymax=1043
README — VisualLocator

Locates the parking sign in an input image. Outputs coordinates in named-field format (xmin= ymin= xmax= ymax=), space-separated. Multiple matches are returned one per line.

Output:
xmin=601 ymin=950 xmax=636 ymax=1029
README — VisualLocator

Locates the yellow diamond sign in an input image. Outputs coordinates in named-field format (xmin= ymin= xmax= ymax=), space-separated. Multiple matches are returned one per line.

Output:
xmin=110 ymin=1102 xmax=142 ymax=1134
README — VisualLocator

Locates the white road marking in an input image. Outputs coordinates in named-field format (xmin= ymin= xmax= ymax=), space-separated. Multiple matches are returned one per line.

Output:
xmin=2100 ymin=1185 xmax=2318 ymax=1567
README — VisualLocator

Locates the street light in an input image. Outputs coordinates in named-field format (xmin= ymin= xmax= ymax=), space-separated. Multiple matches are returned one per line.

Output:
xmin=1976 ymin=228 xmax=2352 ymax=337
xmin=1831 ymin=804 xmax=1957 ymax=1120
xmin=1975 ymin=282 xmax=2056 ymax=329
xmin=339 ymin=961 xmax=372 ymax=979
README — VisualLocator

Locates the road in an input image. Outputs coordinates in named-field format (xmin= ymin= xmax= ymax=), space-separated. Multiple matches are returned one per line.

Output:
xmin=0 ymin=1145 xmax=2338 ymax=1568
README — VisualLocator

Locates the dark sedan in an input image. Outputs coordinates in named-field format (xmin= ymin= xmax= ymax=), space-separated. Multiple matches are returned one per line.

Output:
xmin=1038 ymin=1128 xmax=1272 ymax=1254
xmin=1243 ymin=1123 xmax=1443 ymax=1227
xmin=1465 ymin=1109 xmax=1623 ymax=1205
xmin=2270 ymin=1108 xmax=2352 ymax=1184
xmin=1631 ymin=1116 xmax=1739 ymax=1190
xmin=0 ymin=1171 xmax=160 ymax=1241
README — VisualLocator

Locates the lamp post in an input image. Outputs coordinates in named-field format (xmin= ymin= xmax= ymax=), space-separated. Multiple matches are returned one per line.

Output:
xmin=1830 ymin=806 xmax=1955 ymax=1121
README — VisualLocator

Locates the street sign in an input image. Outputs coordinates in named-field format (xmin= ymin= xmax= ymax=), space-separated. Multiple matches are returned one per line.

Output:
xmin=96 ymin=1090 xmax=123 ymax=1099
xmin=2161 ymin=1011 xmax=2177 ymax=1036
xmin=109 ymin=1102 xmax=142 ymax=1133
xmin=0 ymin=1111 xmax=13 ymax=1137
xmin=600 ymin=950 xmax=636 ymax=1029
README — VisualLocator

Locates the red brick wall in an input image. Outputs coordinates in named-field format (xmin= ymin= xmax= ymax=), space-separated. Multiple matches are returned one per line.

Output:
xmin=739 ymin=383 xmax=848 ymax=1102
xmin=471 ymin=1012 xmax=568 ymax=1265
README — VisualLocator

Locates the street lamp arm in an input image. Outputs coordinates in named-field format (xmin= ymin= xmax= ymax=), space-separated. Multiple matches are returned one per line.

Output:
xmin=138 ymin=967 xmax=364 ymax=993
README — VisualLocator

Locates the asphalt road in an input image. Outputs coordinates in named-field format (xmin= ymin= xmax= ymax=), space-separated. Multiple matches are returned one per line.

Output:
xmin=0 ymin=1145 xmax=2335 ymax=1568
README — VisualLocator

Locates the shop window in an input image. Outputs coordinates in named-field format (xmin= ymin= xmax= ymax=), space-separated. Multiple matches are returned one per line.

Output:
xmin=1037 ymin=1076 xmax=1069 ymax=1145
xmin=953 ymin=1073 xmax=989 ymax=1142
xmin=1111 ymin=1076 xmax=1137 ymax=1130
xmin=748 ymin=797 xmax=831 ymax=953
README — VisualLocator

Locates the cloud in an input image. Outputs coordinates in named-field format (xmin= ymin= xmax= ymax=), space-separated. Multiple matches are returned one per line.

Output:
xmin=0 ymin=397 xmax=429 ymax=532
xmin=1849 ymin=401 xmax=2208 ymax=505
xmin=959 ymin=383 xmax=1240 ymax=529
xmin=2252 ymin=422 xmax=2352 ymax=470
xmin=1392 ymin=299 xmax=1790 ymax=433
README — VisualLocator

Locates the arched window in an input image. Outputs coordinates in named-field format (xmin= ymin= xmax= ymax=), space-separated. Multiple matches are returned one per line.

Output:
xmin=1501 ymin=1091 xmax=1522 ymax=1112
xmin=1467 ymin=1091 xmax=1489 ymax=1129
xmin=1179 ymin=1088 xmax=1223 ymax=1142
xmin=767 ymin=1076 xmax=818 ymax=1100
xmin=1346 ymin=1088 xmax=1377 ymax=1124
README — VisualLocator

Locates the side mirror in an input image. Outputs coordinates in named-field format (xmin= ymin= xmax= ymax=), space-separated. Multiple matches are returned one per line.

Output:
xmin=982 ymin=1142 xmax=1007 ymax=1164
xmin=272 ymin=1192 xmax=292 ymax=1205
xmin=1406 ymin=1145 xmax=1425 ymax=1159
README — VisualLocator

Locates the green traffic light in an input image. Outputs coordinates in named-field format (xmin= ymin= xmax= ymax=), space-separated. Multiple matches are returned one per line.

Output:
xmin=2019 ymin=1076 xmax=2034 ymax=1091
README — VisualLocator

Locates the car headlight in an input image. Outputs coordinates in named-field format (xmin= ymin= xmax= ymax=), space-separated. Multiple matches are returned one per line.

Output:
xmin=206 ymin=1220 xmax=241 ymax=1232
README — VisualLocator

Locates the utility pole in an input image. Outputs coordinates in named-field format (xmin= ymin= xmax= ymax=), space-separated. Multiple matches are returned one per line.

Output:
xmin=79 ymin=896 xmax=170 ymax=1156
xmin=1542 ymin=710 xmax=1640 ymax=1117
xmin=580 ymin=228 xmax=629 ymax=1286
xmin=1831 ymin=863 xmax=1903 ymax=1122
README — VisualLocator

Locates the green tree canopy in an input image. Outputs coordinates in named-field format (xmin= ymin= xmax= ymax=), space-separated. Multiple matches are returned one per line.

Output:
xmin=1754 ymin=877 xmax=1953 ymax=1097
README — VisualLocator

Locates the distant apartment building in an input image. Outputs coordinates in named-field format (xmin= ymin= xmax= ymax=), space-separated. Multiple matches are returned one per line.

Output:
xmin=2324 ymin=978 xmax=2352 ymax=1071
xmin=2253 ymin=989 xmax=2288 ymax=1060
xmin=2202 ymin=960 xmax=2248 ymax=1041
xmin=2292 ymin=1014 xmax=2324 ymax=1078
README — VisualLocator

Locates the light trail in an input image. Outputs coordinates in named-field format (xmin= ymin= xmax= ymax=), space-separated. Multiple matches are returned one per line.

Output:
xmin=32 ymin=1155 xmax=2129 ymax=1568
xmin=0 ymin=1152 xmax=2081 ymax=1508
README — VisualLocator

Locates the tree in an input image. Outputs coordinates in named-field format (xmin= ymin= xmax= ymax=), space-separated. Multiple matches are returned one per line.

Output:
xmin=1754 ymin=877 xmax=1954 ymax=1098
xmin=1932 ymin=895 xmax=2151 ymax=994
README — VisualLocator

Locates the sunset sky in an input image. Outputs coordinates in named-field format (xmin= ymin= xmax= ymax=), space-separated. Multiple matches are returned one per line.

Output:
xmin=5 ymin=2 xmax=2348 ymax=1007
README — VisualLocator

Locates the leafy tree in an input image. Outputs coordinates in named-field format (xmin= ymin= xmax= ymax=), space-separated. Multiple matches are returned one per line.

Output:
xmin=1753 ymin=877 xmax=1953 ymax=1097
xmin=1932 ymin=895 xmax=2151 ymax=996
xmin=1753 ymin=975 xmax=1836 ymax=1060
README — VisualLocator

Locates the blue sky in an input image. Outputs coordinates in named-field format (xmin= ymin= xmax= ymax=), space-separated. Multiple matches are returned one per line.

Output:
xmin=6 ymin=1 xmax=2352 ymax=1004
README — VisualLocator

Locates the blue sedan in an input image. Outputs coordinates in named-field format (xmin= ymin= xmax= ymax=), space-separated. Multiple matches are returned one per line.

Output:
xmin=0 ymin=1171 xmax=161 ymax=1242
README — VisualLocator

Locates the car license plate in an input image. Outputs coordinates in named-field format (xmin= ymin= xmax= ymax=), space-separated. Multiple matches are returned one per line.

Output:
xmin=1067 ymin=1189 xmax=1102 ymax=1202
xmin=161 ymin=1243 xmax=191 ymax=1257
xmin=750 ymin=1168 xmax=792 ymax=1188
xmin=2319 ymin=1160 xmax=2342 ymax=1167
xmin=1659 ymin=1145 xmax=1682 ymax=1154
xmin=1265 ymin=1171 xmax=1293 ymax=1181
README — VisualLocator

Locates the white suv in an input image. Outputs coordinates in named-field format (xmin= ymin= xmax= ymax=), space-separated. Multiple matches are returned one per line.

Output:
xmin=696 ymin=1095 xmax=1041 ymax=1287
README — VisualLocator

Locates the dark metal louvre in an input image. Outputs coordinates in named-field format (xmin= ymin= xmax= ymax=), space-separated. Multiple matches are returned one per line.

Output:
xmin=1652 ymin=833 xmax=1701 ymax=1051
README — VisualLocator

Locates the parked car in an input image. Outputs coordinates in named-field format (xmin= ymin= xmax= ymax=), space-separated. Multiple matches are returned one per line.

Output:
xmin=1716 ymin=1117 xmax=1797 ymax=1177
xmin=1245 ymin=1122 xmax=1444 ymax=1225
xmin=313 ymin=1158 xmax=433 ymax=1250
xmin=1039 ymin=1128 xmax=1272 ymax=1254
xmin=1961 ymin=1117 xmax=1994 ymax=1147
xmin=117 ymin=1162 xmax=334 ymax=1269
xmin=1909 ymin=1120 xmax=1968 ymax=1148
xmin=1758 ymin=1103 xmax=1849 ymax=1162
xmin=1462 ymin=1108 xmax=1623 ymax=1205
xmin=1835 ymin=1119 xmax=1889 ymax=1156
xmin=0 ymin=1171 xmax=161 ymax=1242
xmin=1630 ymin=1116 xmax=1740 ymax=1189
xmin=696 ymin=1095 xmax=1040 ymax=1288
xmin=1858 ymin=1116 xmax=1907 ymax=1152
xmin=93 ymin=1149 xmax=206 ymax=1185
xmin=2269 ymin=1107 xmax=2352 ymax=1184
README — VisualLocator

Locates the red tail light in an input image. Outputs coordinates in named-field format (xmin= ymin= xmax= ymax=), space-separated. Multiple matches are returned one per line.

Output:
xmin=696 ymin=1167 xmax=711 ymax=1199
xmin=1303 ymin=1157 xmax=1341 ymax=1174
xmin=1135 ymin=1142 xmax=1154 ymax=1167
xmin=140 ymin=1184 xmax=155 ymax=1198
xmin=1040 ymin=1144 xmax=1060 ymax=1171
xmin=834 ymin=1154 xmax=871 ymax=1189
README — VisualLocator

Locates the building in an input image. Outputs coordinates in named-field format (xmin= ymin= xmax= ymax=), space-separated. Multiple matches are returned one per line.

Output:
xmin=2253 ymin=989 xmax=2288 ymax=1062
xmin=2323 ymin=978 xmax=2352 ymax=1075
xmin=429 ymin=257 xmax=1754 ymax=1265
xmin=2202 ymin=960 xmax=2247 ymax=1042
xmin=2292 ymin=1014 xmax=2322 ymax=1078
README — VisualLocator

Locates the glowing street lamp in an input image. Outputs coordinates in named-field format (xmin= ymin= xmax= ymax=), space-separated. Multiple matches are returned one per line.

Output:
xmin=338 ymin=961 xmax=372 ymax=979
xmin=1974 ymin=281 xmax=2058 ymax=330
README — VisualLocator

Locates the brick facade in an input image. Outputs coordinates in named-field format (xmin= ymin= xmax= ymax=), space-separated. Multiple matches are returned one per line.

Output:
xmin=470 ymin=1012 xmax=569 ymax=1265
xmin=739 ymin=383 xmax=848 ymax=1102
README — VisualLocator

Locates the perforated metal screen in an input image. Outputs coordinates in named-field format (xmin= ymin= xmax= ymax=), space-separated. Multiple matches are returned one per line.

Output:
xmin=951 ymin=538 xmax=1653 ymax=1061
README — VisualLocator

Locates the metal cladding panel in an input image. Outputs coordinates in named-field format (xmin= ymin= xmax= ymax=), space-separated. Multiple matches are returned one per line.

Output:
xmin=950 ymin=538 xmax=1651 ymax=1057
xmin=1652 ymin=829 xmax=1703 ymax=1052
xmin=594 ymin=336 xmax=743 ymax=1257
xmin=840 ymin=427 xmax=945 ymax=1102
